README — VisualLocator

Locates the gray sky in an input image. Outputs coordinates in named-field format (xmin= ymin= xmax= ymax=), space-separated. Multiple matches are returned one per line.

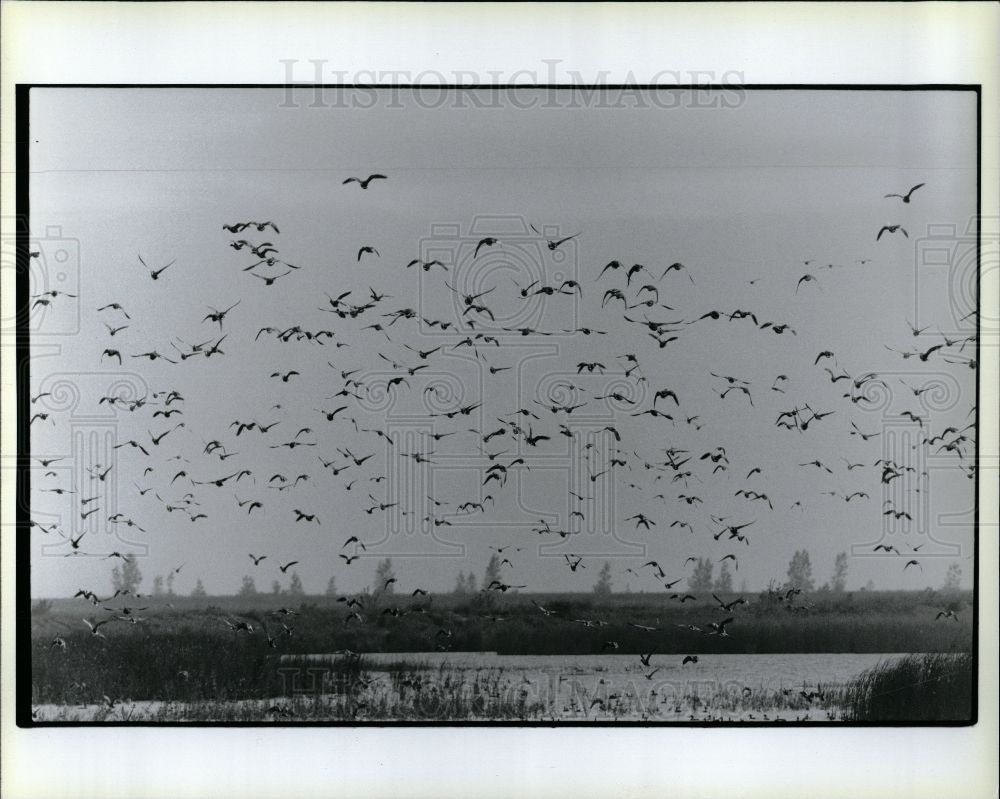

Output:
xmin=29 ymin=88 xmax=977 ymax=597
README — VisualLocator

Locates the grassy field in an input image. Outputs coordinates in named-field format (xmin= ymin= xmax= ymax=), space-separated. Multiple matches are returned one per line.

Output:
xmin=30 ymin=589 xmax=973 ymax=715
xmin=840 ymin=652 xmax=973 ymax=721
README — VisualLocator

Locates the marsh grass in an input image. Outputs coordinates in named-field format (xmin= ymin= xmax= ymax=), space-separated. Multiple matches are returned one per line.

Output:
xmin=34 ymin=660 xmax=550 ymax=721
xmin=32 ymin=590 xmax=972 ymax=659
xmin=840 ymin=653 xmax=973 ymax=721
xmin=31 ymin=591 xmax=973 ymax=720
xmin=45 ymin=653 xmax=976 ymax=723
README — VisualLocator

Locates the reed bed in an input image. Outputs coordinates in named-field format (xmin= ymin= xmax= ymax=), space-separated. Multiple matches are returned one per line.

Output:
xmin=31 ymin=591 xmax=973 ymax=719
xmin=840 ymin=652 xmax=973 ymax=721
xmin=35 ymin=658 xmax=549 ymax=722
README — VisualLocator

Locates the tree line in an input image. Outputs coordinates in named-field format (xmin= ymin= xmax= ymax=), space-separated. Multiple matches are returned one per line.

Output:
xmin=111 ymin=550 xmax=966 ymax=598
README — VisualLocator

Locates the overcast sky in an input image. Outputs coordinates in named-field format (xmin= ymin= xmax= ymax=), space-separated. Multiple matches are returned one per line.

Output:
xmin=28 ymin=88 xmax=977 ymax=597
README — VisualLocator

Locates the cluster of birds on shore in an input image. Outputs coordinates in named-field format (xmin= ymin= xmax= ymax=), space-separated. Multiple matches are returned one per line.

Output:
xmin=31 ymin=175 xmax=976 ymax=671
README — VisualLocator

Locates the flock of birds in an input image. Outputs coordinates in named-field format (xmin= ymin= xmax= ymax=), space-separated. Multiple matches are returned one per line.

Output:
xmin=32 ymin=176 xmax=976 ymax=681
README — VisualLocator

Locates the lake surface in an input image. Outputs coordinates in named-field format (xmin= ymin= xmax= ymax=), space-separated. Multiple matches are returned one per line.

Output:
xmin=358 ymin=650 xmax=901 ymax=685
xmin=34 ymin=652 xmax=918 ymax=722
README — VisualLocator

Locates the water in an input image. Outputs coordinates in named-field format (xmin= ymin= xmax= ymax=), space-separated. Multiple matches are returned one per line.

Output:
xmin=358 ymin=651 xmax=901 ymax=687
xmin=33 ymin=652 xmax=916 ymax=722
xmin=352 ymin=651 xmax=909 ymax=720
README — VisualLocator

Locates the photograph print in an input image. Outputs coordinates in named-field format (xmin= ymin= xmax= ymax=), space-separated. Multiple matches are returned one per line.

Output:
xmin=20 ymin=86 xmax=979 ymax=724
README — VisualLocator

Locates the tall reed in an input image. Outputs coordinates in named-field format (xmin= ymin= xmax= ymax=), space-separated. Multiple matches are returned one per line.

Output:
xmin=840 ymin=653 xmax=973 ymax=721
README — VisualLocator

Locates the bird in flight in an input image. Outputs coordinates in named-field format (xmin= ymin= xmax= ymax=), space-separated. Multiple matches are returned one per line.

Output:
xmin=706 ymin=617 xmax=735 ymax=637
xmin=795 ymin=274 xmax=820 ymax=293
xmin=659 ymin=262 xmax=694 ymax=283
xmin=250 ymin=220 xmax=281 ymax=233
xmin=406 ymin=259 xmax=447 ymax=272
xmin=474 ymin=237 xmax=499 ymax=257
xmin=653 ymin=388 xmax=680 ymax=407
xmin=203 ymin=301 xmax=241 ymax=330
xmin=877 ymin=225 xmax=909 ymax=241
xmin=531 ymin=226 xmax=579 ymax=251
xmin=138 ymin=254 xmax=175 ymax=280
xmin=904 ymin=319 xmax=932 ymax=337
xmin=250 ymin=270 xmax=293 ymax=286
xmin=343 ymin=174 xmax=387 ymax=189
xmin=83 ymin=617 xmax=115 ymax=638
xmin=884 ymin=183 xmax=925 ymax=203
xmin=625 ymin=263 xmax=646 ymax=285
xmin=720 ymin=385 xmax=753 ymax=405
xmin=598 ymin=260 xmax=625 ymax=279
xmin=98 ymin=303 xmax=130 ymax=319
